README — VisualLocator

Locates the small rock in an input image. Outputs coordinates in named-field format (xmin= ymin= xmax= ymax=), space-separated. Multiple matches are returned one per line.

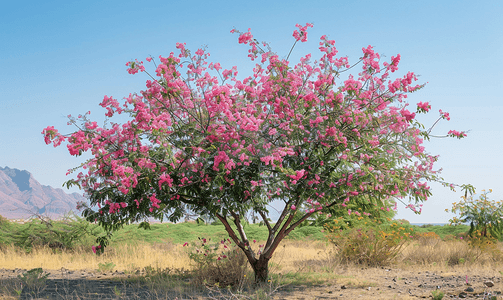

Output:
xmin=341 ymin=285 xmax=346 ymax=289
xmin=465 ymin=287 xmax=474 ymax=292
xmin=485 ymin=280 xmax=495 ymax=287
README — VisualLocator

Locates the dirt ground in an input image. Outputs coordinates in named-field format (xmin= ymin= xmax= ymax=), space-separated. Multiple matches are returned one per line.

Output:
xmin=1 ymin=267 xmax=502 ymax=299
xmin=280 ymin=267 xmax=503 ymax=300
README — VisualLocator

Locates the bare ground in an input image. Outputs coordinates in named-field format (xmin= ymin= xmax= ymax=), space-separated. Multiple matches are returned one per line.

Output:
xmin=1 ymin=267 xmax=502 ymax=299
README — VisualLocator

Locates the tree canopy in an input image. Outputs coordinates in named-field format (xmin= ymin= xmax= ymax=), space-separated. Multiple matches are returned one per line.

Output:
xmin=43 ymin=24 xmax=469 ymax=282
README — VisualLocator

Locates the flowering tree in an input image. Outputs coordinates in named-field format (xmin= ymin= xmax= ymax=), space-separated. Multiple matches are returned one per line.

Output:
xmin=43 ymin=24 xmax=469 ymax=282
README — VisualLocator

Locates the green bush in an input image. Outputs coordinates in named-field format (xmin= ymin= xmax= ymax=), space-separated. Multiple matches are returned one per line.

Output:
xmin=449 ymin=189 xmax=503 ymax=240
xmin=1 ymin=214 xmax=100 ymax=252
xmin=431 ymin=289 xmax=444 ymax=300
xmin=286 ymin=226 xmax=325 ymax=240
xmin=325 ymin=217 xmax=414 ymax=266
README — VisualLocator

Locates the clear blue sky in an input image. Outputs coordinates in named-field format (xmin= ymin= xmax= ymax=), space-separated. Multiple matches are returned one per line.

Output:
xmin=1 ymin=0 xmax=502 ymax=223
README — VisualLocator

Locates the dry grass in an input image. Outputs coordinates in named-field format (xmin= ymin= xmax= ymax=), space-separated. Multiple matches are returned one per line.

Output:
xmin=2 ymin=238 xmax=502 ymax=273
xmin=0 ymin=241 xmax=190 ymax=271
xmin=401 ymin=238 xmax=503 ymax=267
xmin=2 ymin=238 xmax=503 ymax=299
xmin=0 ymin=239 xmax=334 ymax=273
xmin=268 ymin=240 xmax=336 ymax=273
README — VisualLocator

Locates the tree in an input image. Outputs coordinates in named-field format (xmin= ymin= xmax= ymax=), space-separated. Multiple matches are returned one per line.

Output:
xmin=43 ymin=24 xmax=469 ymax=282
xmin=449 ymin=189 xmax=502 ymax=240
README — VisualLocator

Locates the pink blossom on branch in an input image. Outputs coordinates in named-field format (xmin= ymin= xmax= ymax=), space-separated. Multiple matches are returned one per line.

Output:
xmin=417 ymin=101 xmax=431 ymax=112
xmin=125 ymin=59 xmax=145 ymax=75
xmin=439 ymin=109 xmax=451 ymax=120
xmin=447 ymin=130 xmax=467 ymax=139
xmin=292 ymin=23 xmax=313 ymax=42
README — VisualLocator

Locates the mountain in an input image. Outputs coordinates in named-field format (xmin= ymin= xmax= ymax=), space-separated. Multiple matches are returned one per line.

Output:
xmin=0 ymin=166 xmax=86 ymax=219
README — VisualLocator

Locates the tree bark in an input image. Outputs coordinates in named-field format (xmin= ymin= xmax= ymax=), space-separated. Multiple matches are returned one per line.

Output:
xmin=251 ymin=256 xmax=270 ymax=283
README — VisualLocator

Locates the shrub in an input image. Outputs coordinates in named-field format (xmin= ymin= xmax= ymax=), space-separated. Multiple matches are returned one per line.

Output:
xmin=431 ymin=289 xmax=444 ymax=300
xmin=186 ymin=237 xmax=248 ymax=287
xmin=325 ymin=218 xmax=413 ymax=266
xmin=449 ymin=189 xmax=503 ymax=240
xmin=97 ymin=262 xmax=116 ymax=273
xmin=8 ymin=214 xmax=99 ymax=252
xmin=413 ymin=231 xmax=441 ymax=247
xmin=0 ymin=214 xmax=8 ymax=226
xmin=465 ymin=230 xmax=503 ymax=260
xmin=18 ymin=268 xmax=50 ymax=296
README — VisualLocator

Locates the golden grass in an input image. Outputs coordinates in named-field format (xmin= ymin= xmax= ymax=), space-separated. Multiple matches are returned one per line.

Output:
xmin=269 ymin=240 xmax=336 ymax=273
xmin=0 ymin=239 xmax=334 ymax=273
xmin=1 ymin=238 xmax=502 ymax=274
xmin=0 ymin=242 xmax=190 ymax=271
xmin=401 ymin=238 xmax=503 ymax=267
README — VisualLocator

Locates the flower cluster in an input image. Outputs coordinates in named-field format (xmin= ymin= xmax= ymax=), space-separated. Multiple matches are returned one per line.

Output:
xmin=447 ymin=130 xmax=467 ymax=139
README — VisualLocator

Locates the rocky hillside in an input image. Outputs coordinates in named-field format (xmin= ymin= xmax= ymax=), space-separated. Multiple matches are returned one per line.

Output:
xmin=0 ymin=166 xmax=86 ymax=219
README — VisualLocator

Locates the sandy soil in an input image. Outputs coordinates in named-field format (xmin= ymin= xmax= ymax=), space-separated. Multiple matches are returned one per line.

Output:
xmin=277 ymin=267 xmax=503 ymax=299
xmin=1 ymin=267 xmax=502 ymax=299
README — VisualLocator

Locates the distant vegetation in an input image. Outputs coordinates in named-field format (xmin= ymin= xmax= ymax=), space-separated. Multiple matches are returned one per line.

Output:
xmin=0 ymin=214 xmax=472 ymax=253
xmin=0 ymin=214 xmax=329 ymax=253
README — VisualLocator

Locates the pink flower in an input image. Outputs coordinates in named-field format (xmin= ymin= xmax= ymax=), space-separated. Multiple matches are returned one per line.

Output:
xmin=439 ymin=109 xmax=450 ymax=121
xmin=417 ymin=101 xmax=431 ymax=112
xmin=158 ymin=173 xmax=174 ymax=188
xmin=400 ymin=109 xmax=416 ymax=122
xmin=238 ymin=28 xmax=253 ymax=44
xmin=91 ymin=245 xmax=101 ymax=254
xmin=213 ymin=151 xmax=230 ymax=171
xmin=289 ymin=169 xmax=306 ymax=181
xmin=292 ymin=23 xmax=313 ymax=42
xmin=448 ymin=130 xmax=466 ymax=139
xmin=291 ymin=205 xmax=296 ymax=210
xmin=149 ymin=194 xmax=161 ymax=212
xmin=125 ymin=59 xmax=145 ymax=74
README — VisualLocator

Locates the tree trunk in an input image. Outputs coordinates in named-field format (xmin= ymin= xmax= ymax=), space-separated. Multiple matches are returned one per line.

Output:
xmin=251 ymin=256 xmax=270 ymax=283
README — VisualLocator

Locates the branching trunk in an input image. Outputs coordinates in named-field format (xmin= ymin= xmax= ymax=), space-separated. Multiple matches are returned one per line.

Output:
xmin=250 ymin=256 xmax=270 ymax=283
xmin=215 ymin=209 xmax=314 ymax=283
